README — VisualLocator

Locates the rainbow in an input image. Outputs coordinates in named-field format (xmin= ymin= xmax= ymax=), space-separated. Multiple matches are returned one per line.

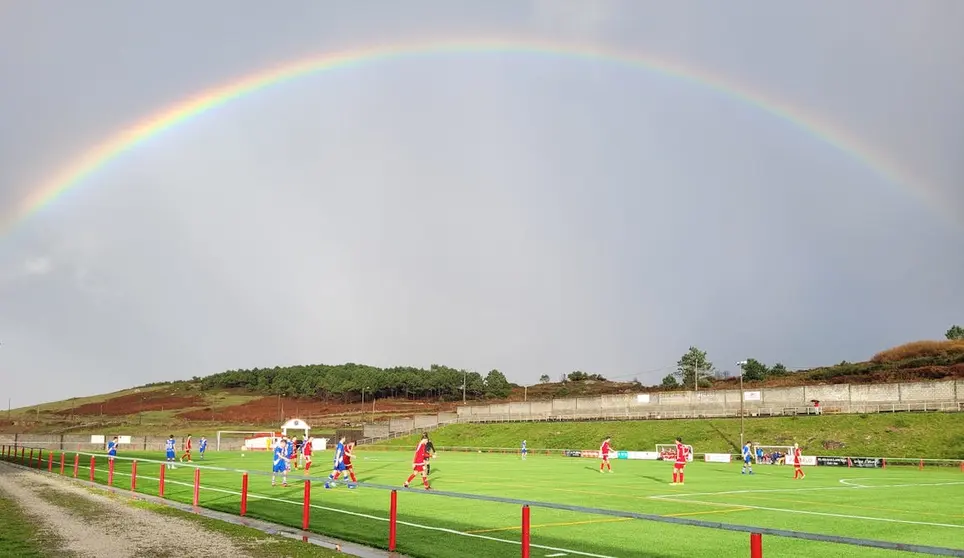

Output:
xmin=2 ymin=38 xmax=945 ymax=234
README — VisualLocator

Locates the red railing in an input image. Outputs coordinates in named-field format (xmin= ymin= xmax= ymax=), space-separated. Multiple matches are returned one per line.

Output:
xmin=2 ymin=444 xmax=963 ymax=557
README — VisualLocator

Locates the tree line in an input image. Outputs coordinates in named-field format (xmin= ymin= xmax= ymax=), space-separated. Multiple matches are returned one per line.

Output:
xmin=189 ymin=324 xmax=962 ymax=401
xmin=196 ymin=363 xmax=513 ymax=402
xmin=660 ymin=346 xmax=790 ymax=389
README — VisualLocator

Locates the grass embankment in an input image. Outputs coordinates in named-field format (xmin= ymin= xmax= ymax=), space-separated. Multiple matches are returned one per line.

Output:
xmin=380 ymin=413 xmax=964 ymax=458
xmin=132 ymin=501 xmax=345 ymax=557
xmin=0 ymin=491 xmax=62 ymax=557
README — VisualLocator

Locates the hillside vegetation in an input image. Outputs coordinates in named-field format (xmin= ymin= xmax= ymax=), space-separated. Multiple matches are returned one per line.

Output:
xmin=380 ymin=413 xmax=964 ymax=460
xmin=4 ymin=338 xmax=963 ymax=434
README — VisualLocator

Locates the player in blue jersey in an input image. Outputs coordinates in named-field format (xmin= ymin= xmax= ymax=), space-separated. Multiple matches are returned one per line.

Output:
xmin=198 ymin=437 xmax=207 ymax=460
xmin=272 ymin=437 xmax=289 ymax=487
xmin=285 ymin=438 xmax=295 ymax=472
xmin=165 ymin=435 xmax=177 ymax=470
xmin=107 ymin=436 xmax=118 ymax=462
xmin=742 ymin=441 xmax=754 ymax=474
xmin=325 ymin=436 xmax=349 ymax=489
xmin=521 ymin=440 xmax=527 ymax=460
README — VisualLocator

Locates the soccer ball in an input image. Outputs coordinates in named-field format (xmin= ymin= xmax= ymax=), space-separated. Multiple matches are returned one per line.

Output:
xmin=241 ymin=453 xmax=245 ymax=458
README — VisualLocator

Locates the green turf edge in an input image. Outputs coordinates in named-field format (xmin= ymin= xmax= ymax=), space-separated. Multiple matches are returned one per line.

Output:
xmin=0 ymin=485 xmax=71 ymax=558
xmin=127 ymin=500 xmax=346 ymax=558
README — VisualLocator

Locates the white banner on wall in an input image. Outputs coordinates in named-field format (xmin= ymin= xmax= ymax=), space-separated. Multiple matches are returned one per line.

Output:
xmin=704 ymin=453 xmax=732 ymax=463
xmin=787 ymin=455 xmax=817 ymax=466
xmin=636 ymin=394 xmax=650 ymax=403
xmin=117 ymin=436 xmax=132 ymax=444
xmin=744 ymin=391 xmax=762 ymax=401
xmin=90 ymin=435 xmax=105 ymax=444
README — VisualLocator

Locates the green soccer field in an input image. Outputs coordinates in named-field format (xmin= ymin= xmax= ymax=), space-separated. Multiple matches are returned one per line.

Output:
xmin=24 ymin=448 xmax=964 ymax=557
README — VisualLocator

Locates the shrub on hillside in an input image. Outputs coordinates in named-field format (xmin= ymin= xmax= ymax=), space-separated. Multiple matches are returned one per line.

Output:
xmin=871 ymin=340 xmax=964 ymax=364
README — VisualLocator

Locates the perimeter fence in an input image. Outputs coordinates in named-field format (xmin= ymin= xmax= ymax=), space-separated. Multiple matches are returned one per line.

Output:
xmin=2 ymin=444 xmax=963 ymax=558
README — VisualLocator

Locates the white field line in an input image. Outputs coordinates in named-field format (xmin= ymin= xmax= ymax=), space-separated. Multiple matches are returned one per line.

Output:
xmin=648 ymin=479 xmax=964 ymax=499
xmin=651 ymin=496 xmax=964 ymax=530
xmin=71 ymin=465 xmax=617 ymax=558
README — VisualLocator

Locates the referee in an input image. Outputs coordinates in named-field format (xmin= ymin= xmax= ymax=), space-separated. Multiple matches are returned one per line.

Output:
xmin=423 ymin=433 xmax=436 ymax=475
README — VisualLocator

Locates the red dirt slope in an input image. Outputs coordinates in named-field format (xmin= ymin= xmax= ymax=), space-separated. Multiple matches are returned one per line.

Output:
xmin=56 ymin=391 xmax=204 ymax=416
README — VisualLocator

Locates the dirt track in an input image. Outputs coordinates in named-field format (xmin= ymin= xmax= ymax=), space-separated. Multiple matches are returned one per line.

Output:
xmin=0 ymin=462 xmax=251 ymax=557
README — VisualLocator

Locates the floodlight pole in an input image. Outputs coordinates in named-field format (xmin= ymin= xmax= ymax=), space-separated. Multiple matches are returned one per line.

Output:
xmin=737 ymin=361 xmax=747 ymax=450
xmin=462 ymin=371 xmax=467 ymax=404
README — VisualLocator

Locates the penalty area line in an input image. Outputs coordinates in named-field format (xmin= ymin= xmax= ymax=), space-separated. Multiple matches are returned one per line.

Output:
xmin=649 ymin=480 xmax=964 ymax=499
xmin=74 ymin=465 xmax=617 ymax=558
xmin=652 ymin=496 xmax=964 ymax=530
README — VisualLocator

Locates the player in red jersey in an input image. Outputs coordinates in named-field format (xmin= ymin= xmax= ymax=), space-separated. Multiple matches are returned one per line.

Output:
xmin=288 ymin=437 xmax=299 ymax=470
xmin=671 ymin=437 xmax=688 ymax=485
xmin=302 ymin=436 xmax=313 ymax=471
xmin=599 ymin=436 xmax=614 ymax=473
xmin=792 ymin=443 xmax=806 ymax=479
xmin=179 ymin=435 xmax=193 ymax=462
xmin=342 ymin=442 xmax=358 ymax=483
xmin=403 ymin=437 xmax=431 ymax=490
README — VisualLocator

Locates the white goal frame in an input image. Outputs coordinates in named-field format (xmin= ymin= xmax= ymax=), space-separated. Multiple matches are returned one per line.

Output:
xmin=656 ymin=444 xmax=694 ymax=462
xmin=216 ymin=430 xmax=277 ymax=452
xmin=753 ymin=445 xmax=794 ymax=465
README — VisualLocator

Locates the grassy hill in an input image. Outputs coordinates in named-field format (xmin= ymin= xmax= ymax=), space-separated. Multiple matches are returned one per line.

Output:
xmin=379 ymin=413 xmax=964 ymax=460
xmin=4 ymin=340 xmax=963 ymax=435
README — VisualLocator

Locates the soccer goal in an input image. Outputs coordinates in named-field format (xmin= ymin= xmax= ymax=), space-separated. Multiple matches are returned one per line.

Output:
xmin=656 ymin=444 xmax=694 ymax=462
xmin=753 ymin=445 xmax=794 ymax=464
xmin=216 ymin=430 xmax=278 ymax=452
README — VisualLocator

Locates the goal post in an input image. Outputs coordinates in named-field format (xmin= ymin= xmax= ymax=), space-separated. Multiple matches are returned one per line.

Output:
xmin=216 ymin=430 xmax=277 ymax=452
xmin=753 ymin=445 xmax=794 ymax=464
xmin=656 ymin=444 xmax=694 ymax=462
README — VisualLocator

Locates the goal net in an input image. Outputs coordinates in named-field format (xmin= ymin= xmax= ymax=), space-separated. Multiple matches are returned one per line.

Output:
xmin=216 ymin=430 xmax=278 ymax=452
xmin=753 ymin=445 xmax=794 ymax=465
xmin=656 ymin=444 xmax=694 ymax=462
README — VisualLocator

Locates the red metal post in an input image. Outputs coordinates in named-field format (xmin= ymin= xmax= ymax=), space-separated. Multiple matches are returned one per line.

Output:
xmin=20 ymin=447 xmax=25 ymax=464
xmin=48 ymin=451 xmax=53 ymax=472
xmin=240 ymin=473 xmax=248 ymax=516
xmin=131 ymin=461 xmax=137 ymax=492
xmin=59 ymin=452 xmax=65 ymax=475
xmin=750 ymin=533 xmax=763 ymax=558
xmin=159 ymin=464 xmax=166 ymax=498
xmin=73 ymin=453 xmax=79 ymax=477
xmin=521 ymin=504 xmax=531 ymax=558
xmin=919 ymin=459 xmax=924 ymax=470
xmin=36 ymin=449 xmax=42 ymax=468
xmin=193 ymin=467 xmax=201 ymax=507
xmin=89 ymin=456 xmax=96 ymax=481
xmin=108 ymin=458 xmax=115 ymax=486
xmin=302 ymin=480 xmax=311 ymax=530
xmin=389 ymin=489 xmax=398 ymax=551
xmin=29 ymin=448 xmax=34 ymax=466
xmin=847 ymin=457 xmax=852 ymax=468
xmin=882 ymin=458 xmax=886 ymax=469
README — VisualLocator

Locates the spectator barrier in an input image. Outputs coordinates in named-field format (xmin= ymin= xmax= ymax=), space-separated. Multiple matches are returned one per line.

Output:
xmin=1 ymin=444 xmax=963 ymax=557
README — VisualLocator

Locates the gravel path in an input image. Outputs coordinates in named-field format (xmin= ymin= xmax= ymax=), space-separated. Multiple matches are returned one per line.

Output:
xmin=0 ymin=462 xmax=253 ymax=557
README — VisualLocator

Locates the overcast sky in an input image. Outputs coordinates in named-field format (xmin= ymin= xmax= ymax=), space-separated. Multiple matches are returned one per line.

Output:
xmin=1 ymin=1 xmax=962 ymax=408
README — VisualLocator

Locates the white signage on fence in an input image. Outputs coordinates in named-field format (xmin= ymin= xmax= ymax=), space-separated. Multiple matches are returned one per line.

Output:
xmin=744 ymin=391 xmax=762 ymax=401
xmin=90 ymin=435 xmax=105 ymax=444
xmin=704 ymin=453 xmax=732 ymax=463
xmin=792 ymin=455 xmax=817 ymax=466
xmin=625 ymin=451 xmax=660 ymax=460
xmin=118 ymin=436 xmax=132 ymax=444
xmin=636 ymin=394 xmax=650 ymax=403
